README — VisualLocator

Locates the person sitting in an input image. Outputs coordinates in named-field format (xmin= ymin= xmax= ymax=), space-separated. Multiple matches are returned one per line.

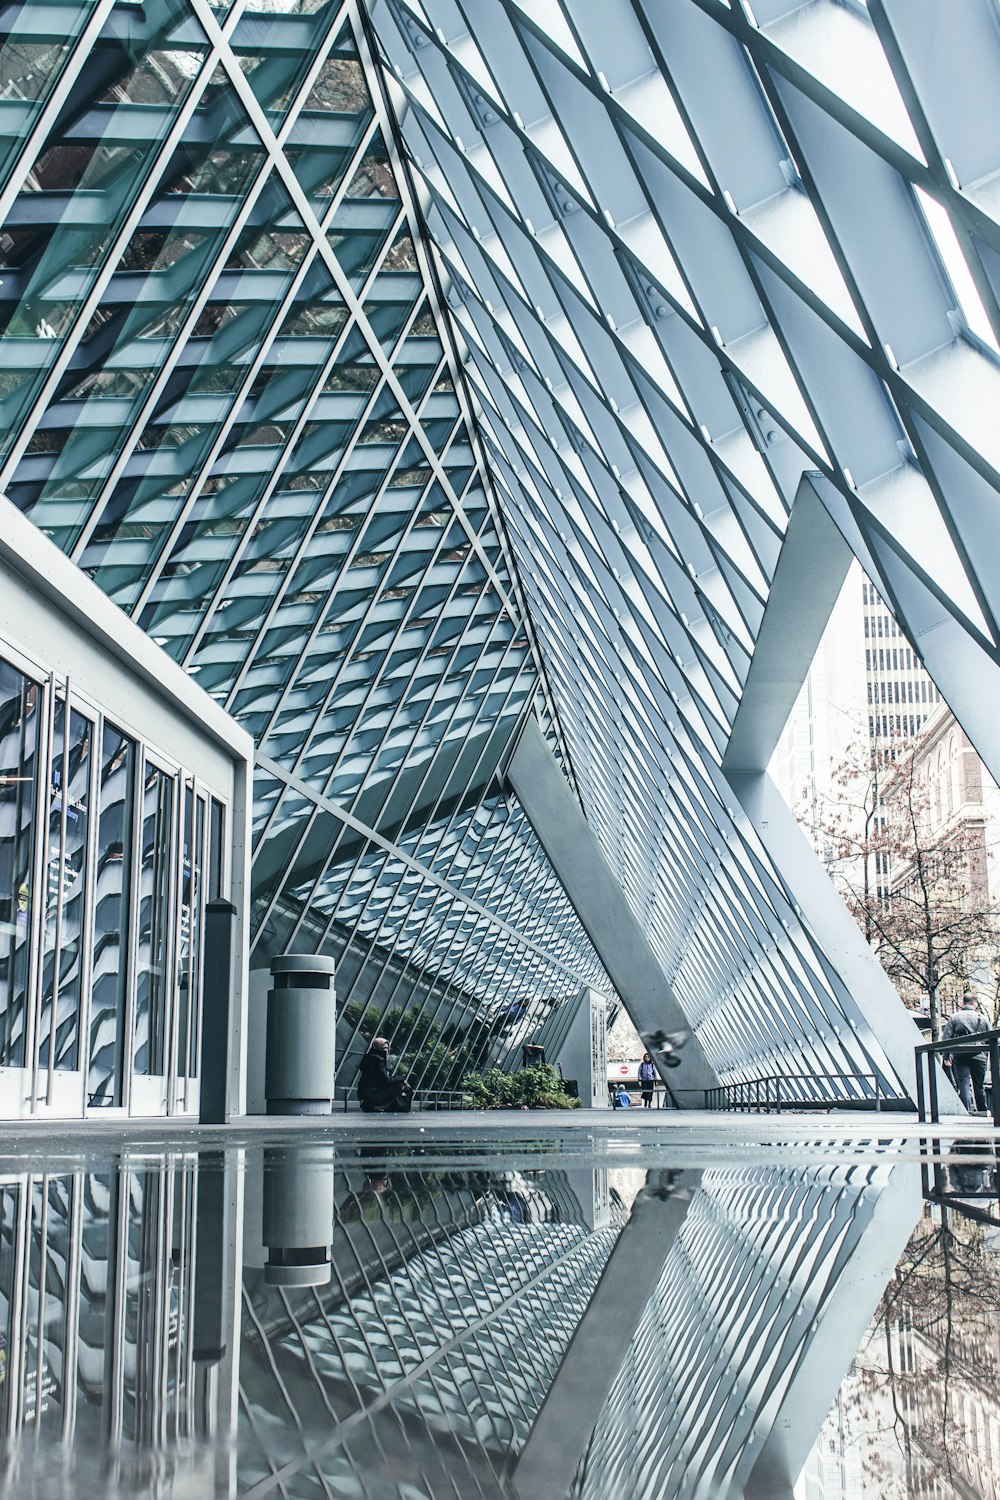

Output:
xmin=612 ymin=1083 xmax=632 ymax=1108
xmin=357 ymin=1038 xmax=413 ymax=1113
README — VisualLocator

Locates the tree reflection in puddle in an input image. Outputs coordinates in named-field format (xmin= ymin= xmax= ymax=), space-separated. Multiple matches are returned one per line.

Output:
xmin=801 ymin=1146 xmax=1000 ymax=1498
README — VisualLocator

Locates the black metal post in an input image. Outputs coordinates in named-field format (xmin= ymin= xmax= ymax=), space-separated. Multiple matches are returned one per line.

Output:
xmin=914 ymin=1046 xmax=926 ymax=1123
xmin=200 ymin=898 xmax=237 ymax=1125
xmin=992 ymin=1036 xmax=1000 ymax=1130
xmin=929 ymin=1048 xmax=940 ymax=1125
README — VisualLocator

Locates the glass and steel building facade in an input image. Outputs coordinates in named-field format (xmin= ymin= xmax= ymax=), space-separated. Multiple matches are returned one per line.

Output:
xmin=1 ymin=0 xmax=999 ymax=1111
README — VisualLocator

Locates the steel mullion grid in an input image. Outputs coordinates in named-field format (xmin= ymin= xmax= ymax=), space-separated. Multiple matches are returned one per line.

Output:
xmin=466 ymin=346 xmax=758 ymax=723
xmin=420 ymin=186 xmax=768 ymax=672
xmin=331 ymin=608 xmax=532 ymax=889
xmin=509 ymin=540 xmax=863 ymax=1080
xmin=431 ymin=294 xmax=766 ymax=719
xmin=61 ymin=106 xmax=288 ymax=565
xmin=0 ymin=0 xmax=251 ymax=501
xmin=246 ymin=468 xmax=493 ymax=878
xmin=271 ymin=526 xmax=505 ymax=809
xmin=389 ymin=0 xmax=1000 ymax=657
xmin=286 ymin=638 xmax=543 ymax=1081
xmin=331 ymin=843 xmax=530 ymax=1089
xmin=0 ymin=0 xmax=119 ymax=233
xmin=190 ymin=0 xmax=524 ymax=623
xmin=395 ymin=42 xmax=839 ymax=627
xmin=124 ymin=0 xmax=362 ymax=607
xmin=253 ymin=386 xmax=493 ymax=782
xmin=281 ymin=619 xmax=531 ymax=958
xmin=175 ymin=225 xmax=430 ymax=676
xmin=314 ymin=613 xmax=529 ymax=902
xmin=208 ymin=366 xmax=437 ymax=724
xmin=253 ymin=749 xmax=600 ymax=1010
xmin=133 ymin=181 xmax=387 ymax=623
xmin=273 ymin=621 xmax=520 ymax=968
xmin=225 ymin=326 xmax=493 ymax=754
xmin=360 ymin=3 xmax=582 ymax=805
xmin=212 ymin=342 xmax=439 ymax=719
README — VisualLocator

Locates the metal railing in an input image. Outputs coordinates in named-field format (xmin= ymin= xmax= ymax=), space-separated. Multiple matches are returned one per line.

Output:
xmin=608 ymin=1082 xmax=672 ymax=1109
xmin=921 ymin=1144 xmax=1000 ymax=1225
xmin=704 ymin=1073 xmax=882 ymax=1113
xmin=914 ymin=1028 xmax=1000 ymax=1129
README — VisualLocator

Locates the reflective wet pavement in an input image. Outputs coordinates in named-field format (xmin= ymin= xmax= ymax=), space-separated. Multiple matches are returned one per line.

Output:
xmin=1 ymin=1124 xmax=998 ymax=1499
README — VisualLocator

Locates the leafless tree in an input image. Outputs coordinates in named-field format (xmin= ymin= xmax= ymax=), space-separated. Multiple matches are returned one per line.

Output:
xmin=806 ymin=727 xmax=1000 ymax=1038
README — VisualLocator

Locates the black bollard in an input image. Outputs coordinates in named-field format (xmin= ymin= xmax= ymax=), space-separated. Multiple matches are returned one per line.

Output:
xmin=200 ymin=899 xmax=237 ymax=1124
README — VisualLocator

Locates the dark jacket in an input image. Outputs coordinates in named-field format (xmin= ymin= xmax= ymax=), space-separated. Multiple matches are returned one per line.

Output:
xmin=942 ymin=1008 xmax=989 ymax=1061
xmin=358 ymin=1051 xmax=395 ymax=1102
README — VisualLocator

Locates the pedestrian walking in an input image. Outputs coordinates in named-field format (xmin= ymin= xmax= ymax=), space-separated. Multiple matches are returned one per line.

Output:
xmin=942 ymin=994 xmax=990 ymax=1114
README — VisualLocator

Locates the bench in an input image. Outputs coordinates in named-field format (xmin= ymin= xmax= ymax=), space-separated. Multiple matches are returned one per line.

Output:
xmin=337 ymin=1085 xmax=468 ymax=1112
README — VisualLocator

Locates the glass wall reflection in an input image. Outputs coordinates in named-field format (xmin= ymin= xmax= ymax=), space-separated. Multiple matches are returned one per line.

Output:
xmin=0 ymin=1143 xmax=996 ymax=1497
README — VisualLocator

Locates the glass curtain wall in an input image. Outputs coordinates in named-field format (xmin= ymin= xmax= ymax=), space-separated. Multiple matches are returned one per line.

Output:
xmin=0 ymin=0 xmax=623 ymax=1101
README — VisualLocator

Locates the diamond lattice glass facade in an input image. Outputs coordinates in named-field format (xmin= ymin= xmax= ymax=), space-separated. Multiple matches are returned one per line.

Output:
xmin=3 ymin=0 xmax=1000 ymax=1109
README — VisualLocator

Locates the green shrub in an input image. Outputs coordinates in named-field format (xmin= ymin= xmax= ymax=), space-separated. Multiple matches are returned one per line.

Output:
xmin=460 ymin=1062 xmax=581 ymax=1109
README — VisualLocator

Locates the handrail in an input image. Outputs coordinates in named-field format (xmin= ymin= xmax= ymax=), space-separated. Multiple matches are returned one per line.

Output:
xmin=921 ymin=1142 xmax=1000 ymax=1224
xmin=608 ymin=1081 xmax=672 ymax=1109
xmin=703 ymin=1072 xmax=882 ymax=1114
xmin=914 ymin=1028 xmax=1000 ymax=1129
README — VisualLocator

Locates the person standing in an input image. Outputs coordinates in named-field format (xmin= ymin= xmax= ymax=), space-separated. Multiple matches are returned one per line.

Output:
xmin=638 ymin=1052 xmax=657 ymax=1109
xmin=942 ymin=994 xmax=990 ymax=1113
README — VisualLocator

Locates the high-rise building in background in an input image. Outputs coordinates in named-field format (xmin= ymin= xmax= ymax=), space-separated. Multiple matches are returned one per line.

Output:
xmin=770 ymin=562 xmax=867 ymax=848
xmin=863 ymin=577 xmax=942 ymax=747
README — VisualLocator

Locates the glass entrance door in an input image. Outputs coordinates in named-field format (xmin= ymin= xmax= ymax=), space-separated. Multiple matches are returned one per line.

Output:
xmin=171 ymin=782 xmax=207 ymax=1116
xmin=0 ymin=639 xmax=230 ymax=1121
xmin=34 ymin=694 xmax=95 ymax=1118
xmin=86 ymin=723 xmax=136 ymax=1112
xmin=129 ymin=755 xmax=177 ymax=1116
xmin=0 ymin=656 xmax=40 ymax=1115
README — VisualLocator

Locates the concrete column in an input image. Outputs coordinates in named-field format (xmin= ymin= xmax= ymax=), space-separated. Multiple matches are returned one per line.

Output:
xmin=554 ymin=988 xmax=609 ymax=1108
xmin=506 ymin=717 xmax=719 ymax=1101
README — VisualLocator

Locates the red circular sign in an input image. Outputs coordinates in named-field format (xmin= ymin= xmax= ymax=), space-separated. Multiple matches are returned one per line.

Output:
xmin=619 ymin=1065 xmax=629 ymax=1075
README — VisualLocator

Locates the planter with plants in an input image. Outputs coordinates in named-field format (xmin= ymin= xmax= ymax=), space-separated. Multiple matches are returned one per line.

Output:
xmin=460 ymin=1062 xmax=581 ymax=1110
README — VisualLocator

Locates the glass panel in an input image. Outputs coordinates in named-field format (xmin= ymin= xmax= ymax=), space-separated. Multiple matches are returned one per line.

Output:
xmin=133 ymin=763 xmax=174 ymax=1078
xmin=0 ymin=2 xmax=214 ymax=475
xmin=208 ymin=797 xmax=224 ymax=901
xmin=88 ymin=724 xmax=135 ymax=1107
xmin=23 ymin=1176 xmax=71 ymax=1431
xmin=176 ymin=787 xmax=205 ymax=1082
xmin=0 ymin=1182 xmax=18 ymax=1437
xmin=0 ymin=657 xmax=40 ymax=1069
xmin=121 ymin=1169 xmax=148 ymax=1442
xmin=38 ymin=699 xmax=92 ymax=1072
xmin=0 ymin=5 xmax=103 ymax=201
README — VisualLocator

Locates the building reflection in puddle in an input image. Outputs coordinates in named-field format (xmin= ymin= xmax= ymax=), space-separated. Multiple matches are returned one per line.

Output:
xmin=0 ymin=1153 xmax=241 ymax=1497
xmin=0 ymin=1142 xmax=996 ymax=1498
